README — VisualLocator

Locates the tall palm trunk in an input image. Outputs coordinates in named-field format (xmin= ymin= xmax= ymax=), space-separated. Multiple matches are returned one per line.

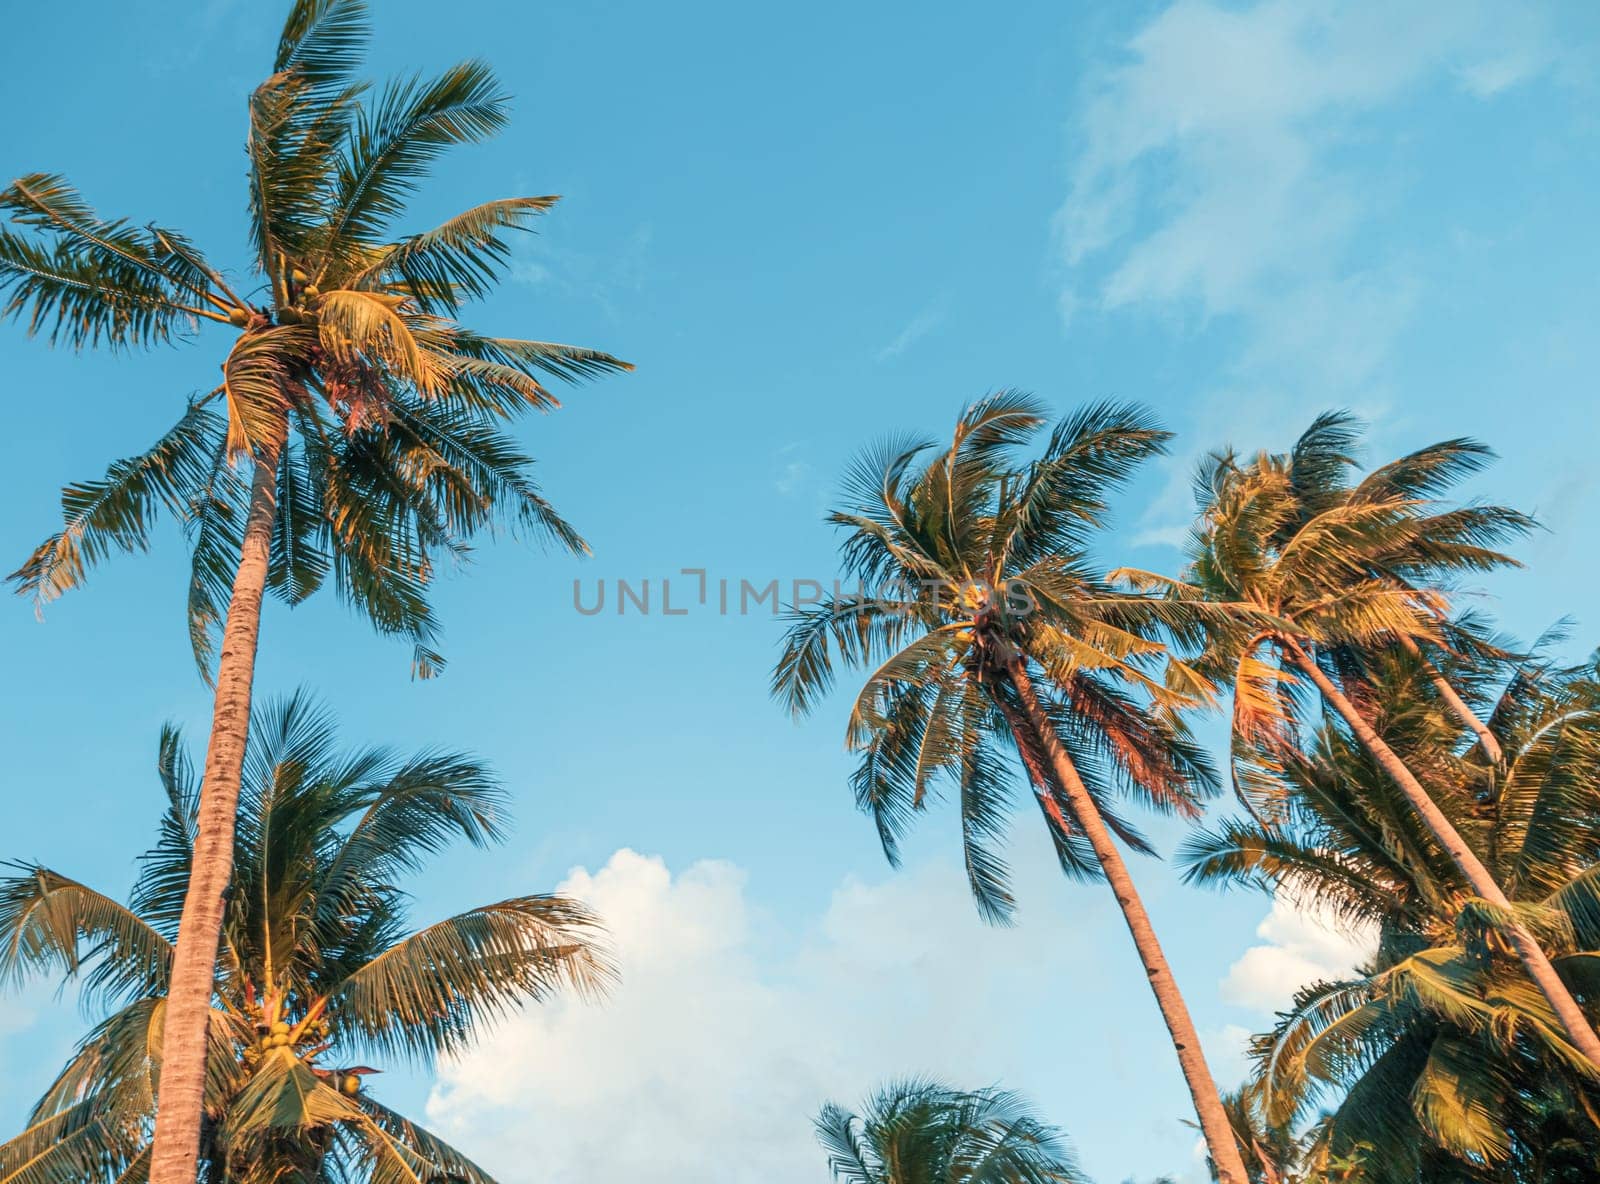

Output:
xmin=1000 ymin=658 xmax=1250 ymax=1184
xmin=150 ymin=434 xmax=282 ymax=1184
xmin=1278 ymin=635 xmax=1600 ymax=1071
xmin=1397 ymin=633 xmax=1503 ymax=764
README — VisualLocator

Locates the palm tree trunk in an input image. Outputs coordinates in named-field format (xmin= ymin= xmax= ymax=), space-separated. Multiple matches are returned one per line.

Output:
xmin=1278 ymin=634 xmax=1600 ymax=1071
xmin=1001 ymin=658 xmax=1250 ymax=1184
xmin=1397 ymin=633 xmax=1503 ymax=764
xmin=149 ymin=435 xmax=281 ymax=1184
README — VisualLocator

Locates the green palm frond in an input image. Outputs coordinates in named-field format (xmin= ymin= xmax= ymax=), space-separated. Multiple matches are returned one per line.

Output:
xmin=319 ymin=60 xmax=509 ymax=274
xmin=274 ymin=0 xmax=369 ymax=89
xmin=1349 ymin=437 xmax=1494 ymax=504
xmin=268 ymin=441 xmax=329 ymax=605
xmin=954 ymin=691 xmax=1020 ymax=925
xmin=8 ymin=404 xmax=225 ymax=604
xmin=129 ymin=726 xmax=199 ymax=939
xmin=183 ymin=428 xmax=250 ymax=678
xmin=1286 ymin=409 xmax=1362 ymax=513
xmin=997 ymin=400 xmax=1171 ymax=571
xmin=0 ymin=866 xmax=171 ymax=1007
xmin=384 ymin=395 xmax=588 ymax=552
xmin=223 ymin=1050 xmax=360 ymax=1140
xmin=1410 ymin=1034 xmax=1513 ymax=1165
xmin=355 ymin=195 xmax=558 ymax=313
xmin=449 ymin=332 xmax=633 ymax=391
xmin=26 ymin=998 xmax=171 ymax=1125
xmin=0 ymin=227 xmax=202 ymax=351
xmin=0 ymin=1101 xmax=142 ymax=1184
xmin=775 ymin=594 xmax=927 ymax=719
xmin=330 ymin=894 xmax=613 ymax=1062
xmin=0 ymin=172 xmax=218 ymax=312
xmin=221 ymin=325 xmax=308 ymax=456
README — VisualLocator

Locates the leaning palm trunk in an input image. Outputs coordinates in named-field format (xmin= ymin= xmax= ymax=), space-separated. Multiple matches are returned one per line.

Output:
xmin=1278 ymin=635 xmax=1600 ymax=1071
xmin=1396 ymin=634 xmax=1503 ymax=764
xmin=1002 ymin=659 xmax=1249 ymax=1184
xmin=149 ymin=435 xmax=281 ymax=1184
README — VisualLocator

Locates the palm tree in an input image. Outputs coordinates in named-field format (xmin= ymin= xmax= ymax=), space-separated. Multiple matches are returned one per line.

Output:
xmin=0 ymin=693 xmax=612 ymax=1184
xmin=774 ymin=394 xmax=1250 ymax=1184
xmin=0 ymin=3 xmax=628 ymax=1176
xmin=815 ymin=1079 xmax=1086 ymax=1184
xmin=1122 ymin=415 xmax=1600 ymax=1071
xmin=1181 ymin=650 xmax=1600 ymax=1181
xmin=1224 ymin=412 xmax=1518 ymax=764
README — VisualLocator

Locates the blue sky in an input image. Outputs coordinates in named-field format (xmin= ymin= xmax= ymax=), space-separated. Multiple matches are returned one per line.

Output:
xmin=2 ymin=1 xmax=1598 ymax=1181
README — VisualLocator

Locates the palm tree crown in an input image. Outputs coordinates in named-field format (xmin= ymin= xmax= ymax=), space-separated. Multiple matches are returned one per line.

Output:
xmin=1135 ymin=411 xmax=1530 ymax=804
xmin=774 ymin=392 xmax=1216 ymax=920
xmin=815 ymin=1079 xmax=1086 ymax=1184
xmin=0 ymin=694 xmax=612 ymax=1184
xmin=2 ymin=0 xmax=629 ymax=675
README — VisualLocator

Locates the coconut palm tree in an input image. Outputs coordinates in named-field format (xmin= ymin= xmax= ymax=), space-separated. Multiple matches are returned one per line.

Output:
xmin=1119 ymin=415 xmax=1600 ymax=1071
xmin=774 ymin=394 xmax=1250 ymax=1184
xmin=1205 ymin=412 xmax=1522 ymax=764
xmin=0 ymin=694 xmax=612 ymax=1184
xmin=815 ymin=1079 xmax=1086 ymax=1184
xmin=1181 ymin=650 xmax=1600 ymax=1181
xmin=0 ymin=3 xmax=628 ymax=1176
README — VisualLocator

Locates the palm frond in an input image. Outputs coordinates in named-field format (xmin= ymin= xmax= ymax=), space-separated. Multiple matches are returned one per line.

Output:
xmin=274 ymin=0 xmax=369 ymax=90
xmin=320 ymin=60 xmax=510 ymax=270
xmin=9 ymin=404 xmax=224 ymax=604
xmin=356 ymin=196 xmax=558 ymax=313
xmin=0 ymin=227 xmax=202 ymax=350
xmin=0 ymin=866 xmax=170 ymax=1007
xmin=331 ymin=895 xmax=612 ymax=1062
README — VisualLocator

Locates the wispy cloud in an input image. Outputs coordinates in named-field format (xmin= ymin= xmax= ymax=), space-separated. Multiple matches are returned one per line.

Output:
xmin=875 ymin=296 xmax=950 ymax=361
xmin=513 ymin=221 xmax=654 ymax=318
xmin=1056 ymin=0 xmax=1557 ymax=544
xmin=773 ymin=442 xmax=811 ymax=497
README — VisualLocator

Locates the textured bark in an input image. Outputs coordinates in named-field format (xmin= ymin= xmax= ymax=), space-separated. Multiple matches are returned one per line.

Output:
xmin=149 ymin=436 xmax=281 ymax=1184
xmin=1280 ymin=636 xmax=1600 ymax=1071
xmin=1001 ymin=659 xmax=1250 ymax=1184
xmin=1396 ymin=634 xmax=1504 ymax=765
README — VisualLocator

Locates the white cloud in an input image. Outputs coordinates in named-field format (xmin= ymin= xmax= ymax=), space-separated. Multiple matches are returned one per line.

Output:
xmin=512 ymin=221 xmax=653 ymax=316
xmin=1060 ymin=0 xmax=1550 ymax=297
xmin=875 ymin=297 xmax=949 ymax=361
xmin=1220 ymin=895 xmax=1375 ymax=1015
xmin=1201 ymin=1023 xmax=1258 ymax=1090
xmin=426 ymin=848 xmax=1111 ymax=1184
xmin=774 ymin=442 xmax=811 ymax=496
xmin=1057 ymin=0 xmax=1556 ymax=543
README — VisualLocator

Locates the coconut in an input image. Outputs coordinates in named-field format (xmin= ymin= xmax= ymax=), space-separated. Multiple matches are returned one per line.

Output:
xmin=291 ymin=268 xmax=308 ymax=284
xmin=341 ymin=1075 xmax=361 ymax=1096
xmin=271 ymin=1021 xmax=290 ymax=1036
